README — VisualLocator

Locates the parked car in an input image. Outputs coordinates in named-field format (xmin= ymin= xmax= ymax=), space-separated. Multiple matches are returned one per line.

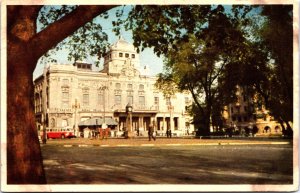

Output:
xmin=43 ymin=127 xmax=75 ymax=139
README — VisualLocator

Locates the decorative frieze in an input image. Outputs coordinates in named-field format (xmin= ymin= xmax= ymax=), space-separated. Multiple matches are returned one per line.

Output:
xmin=78 ymin=79 xmax=107 ymax=89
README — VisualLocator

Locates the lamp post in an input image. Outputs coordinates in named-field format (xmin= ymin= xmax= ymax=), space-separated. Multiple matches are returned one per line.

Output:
xmin=99 ymin=85 xmax=108 ymax=130
xmin=72 ymin=98 xmax=80 ymax=137
xmin=125 ymin=103 xmax=134 ymax=138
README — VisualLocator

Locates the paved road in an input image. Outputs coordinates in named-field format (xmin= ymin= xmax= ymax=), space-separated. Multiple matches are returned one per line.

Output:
xmin=41 ymin=143 xmax=293 ymax=184
xmin=42 ymin=137 xmax=292 ymax=146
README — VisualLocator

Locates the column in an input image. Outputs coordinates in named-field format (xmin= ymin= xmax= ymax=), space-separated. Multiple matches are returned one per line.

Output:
xmin=163 ymin=115 xmax=166 ymax=131
xmin=177 ymin=117 xmax=181 ymax=131
xmin=115 ymin=117 xmax=120 ymax=131
xmin=138 ymin=116 xmax=142 ymax=130
xmin=170 ymin=107 xmax=174 ymax=131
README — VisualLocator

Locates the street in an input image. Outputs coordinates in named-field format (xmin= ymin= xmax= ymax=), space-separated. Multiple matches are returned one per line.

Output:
xmin=41 ymin=141 xmax=293 ymax=184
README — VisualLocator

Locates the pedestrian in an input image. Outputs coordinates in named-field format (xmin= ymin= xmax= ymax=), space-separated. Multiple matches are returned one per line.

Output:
xmin=152 ymin=130 xmax=156 ymax=141
xmin=148 ymin=124 xmax=156 ymax=141
xmin=99 ymin=128 xmax=103 ymax=140
xmin=166 ymin=128 xmax=172 ymax=138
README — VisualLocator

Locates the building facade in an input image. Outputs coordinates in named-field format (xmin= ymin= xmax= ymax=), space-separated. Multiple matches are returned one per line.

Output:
xmin=224 ymin=86 xmax=283 ymax=135
xmin=34 ymin=37 xmax=194 ymax=137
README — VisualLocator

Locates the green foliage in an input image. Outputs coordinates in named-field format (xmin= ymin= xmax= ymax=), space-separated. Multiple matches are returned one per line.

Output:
xmin=124 ymin=4 xmax=293 ymax=131
xmin=260 ymin=5 xmax=293 ymax=124
xmin=237 ymin=5 xmax=293 ymax=126
xmin=126 ymin=5 xmax=249 ymax=133
xmin=154 ymin=72 xmax=179 ymax=98
xmin=123 ymin=5 xmax=212 ymax=55
xmin=37 ymin=5 xmax=111 ymax=66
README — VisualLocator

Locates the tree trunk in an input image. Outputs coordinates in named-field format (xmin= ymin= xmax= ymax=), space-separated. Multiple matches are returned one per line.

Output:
xmin=7 ymin=6 xmax=46 ymax=184
xmin=6 ymin=5 xmax=118 ymax=183
xmin=7 ymin=57 xmax=46 ymax=184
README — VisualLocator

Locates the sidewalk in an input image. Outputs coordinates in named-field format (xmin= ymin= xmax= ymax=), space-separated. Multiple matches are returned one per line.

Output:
xmin=42 ymin=137 xmax=292 ymax=147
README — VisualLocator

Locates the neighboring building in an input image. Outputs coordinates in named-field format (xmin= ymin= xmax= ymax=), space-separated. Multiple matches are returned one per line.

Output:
xmin=34 ymin=37 xmax=194 ymax=137
xmin=224 ymin=86 xmax=282 ymax=135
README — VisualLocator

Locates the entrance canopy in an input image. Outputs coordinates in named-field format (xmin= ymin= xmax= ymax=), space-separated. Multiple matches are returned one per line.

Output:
xmin=78 ymin=117 xmax=118 ymax=127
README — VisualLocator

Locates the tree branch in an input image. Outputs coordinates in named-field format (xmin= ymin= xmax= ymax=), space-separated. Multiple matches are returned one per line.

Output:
xmin=188 ymin=83 xmax=204 ymax=115
xmin=211 ymin=58 xmax=227 ymax=84
xmin=30 ymin=5 xmax=118 ymax=59
xmin=7 ymin=6 xmax=43 ymax=41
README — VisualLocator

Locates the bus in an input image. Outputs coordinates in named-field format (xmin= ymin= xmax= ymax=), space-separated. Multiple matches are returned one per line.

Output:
xmin=43 ymin=127 xmax=76 ymax=139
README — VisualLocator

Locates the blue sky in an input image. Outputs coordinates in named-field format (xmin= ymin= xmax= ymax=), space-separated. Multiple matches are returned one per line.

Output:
xmin=33 ymin=6 xmax=164 ymax=79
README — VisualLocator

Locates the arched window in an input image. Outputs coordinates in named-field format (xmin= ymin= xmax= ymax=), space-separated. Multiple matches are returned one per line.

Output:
xmin=275 ymin=126 xmax=280 ymax=133
xmin=264 ymin=126 xmax=270 ymax=133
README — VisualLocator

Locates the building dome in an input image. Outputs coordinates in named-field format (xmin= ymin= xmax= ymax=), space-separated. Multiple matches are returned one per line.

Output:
xmin=110 ymin=36 xmax=136 ymax=52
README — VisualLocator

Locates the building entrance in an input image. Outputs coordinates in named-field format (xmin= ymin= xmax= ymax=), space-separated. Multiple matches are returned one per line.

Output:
xmin=117 ymin=114 xmax=153 ymax=134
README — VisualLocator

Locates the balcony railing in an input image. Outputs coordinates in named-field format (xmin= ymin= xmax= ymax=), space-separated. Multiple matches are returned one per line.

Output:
xmin=48 ymin=108 xmax=73 ymax=113
xmin=112 ymin=105 xmax=159 ymax=112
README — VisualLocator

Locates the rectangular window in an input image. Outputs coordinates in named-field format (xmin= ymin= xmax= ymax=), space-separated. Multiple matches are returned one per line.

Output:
xmin=115 ymin=95 xmax=121 ymax=105
xmin=125 ymin=53 xmax=129 ymax=58
xmin=119 ymin=53 xmax=123 ymax=57
xmin=62 ymin=79 xmax=69 ymax=85
xmin=127 ymin=96 xmax=133 ymax=105
xmin=127 ymin=84 xmax=133 ymax=90
xmin=83 ymin=94 xmax=89 ymax=106
xmin=115 ymin=83 xmax=121 ymax=89
xmin=131 ymin=54 xmax=135 ymax=58
xmin=61 ymin=119 xmax=68 ymax=127
xmin=62 ymin=92 xmax=69 ymax=99
xmin=154 ymin=97 xmax=159 ymax=106
xmin=166 ymin=97 xmax=171 ymax=106
xmin=98 ymin=93 xmax=103 ymax=105
xmin=139 ymin=96 xmax=145 ymax=107
xmin=139 ymin=84 xmax=144 ymax=90
xmin=62 ymin=92 xmax=69 ymax=108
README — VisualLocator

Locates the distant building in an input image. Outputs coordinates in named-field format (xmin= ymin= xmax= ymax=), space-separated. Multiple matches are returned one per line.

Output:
xmin=34 ymin=37 xmax=194 ymax=137
xmin=224 ymin=86 xmax=283 ymax=135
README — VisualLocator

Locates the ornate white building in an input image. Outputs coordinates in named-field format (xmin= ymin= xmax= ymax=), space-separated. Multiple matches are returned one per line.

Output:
xmin=34 ymin=37 xmax=194 ymax=137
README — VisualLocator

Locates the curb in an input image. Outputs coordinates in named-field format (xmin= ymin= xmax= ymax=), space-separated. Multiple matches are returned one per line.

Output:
xmin=57 ymin=141 xmax=291 ymax=148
